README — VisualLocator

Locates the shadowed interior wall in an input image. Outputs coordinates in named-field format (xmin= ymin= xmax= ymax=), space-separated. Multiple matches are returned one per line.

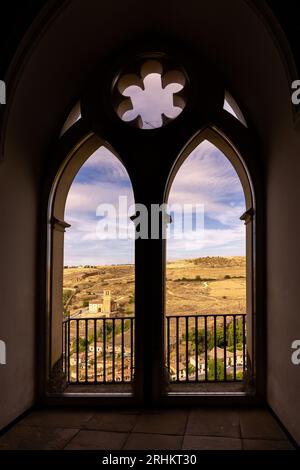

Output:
xmin=0 ymin=141 xmax=37 ymax=429
xmin=266 ymin=125 xmax=300 ymax=444
xmin=0 ymin=0 xmax=299 ymax=443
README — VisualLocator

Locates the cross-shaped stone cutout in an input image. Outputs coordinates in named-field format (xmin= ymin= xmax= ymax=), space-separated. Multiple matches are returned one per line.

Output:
xmin=118 ymin=69 xmax=185 ymax=129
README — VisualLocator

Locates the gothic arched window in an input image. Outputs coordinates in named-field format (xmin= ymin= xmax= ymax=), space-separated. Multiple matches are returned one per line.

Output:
xmin=47 ymin=49 xmax=259 ymax=402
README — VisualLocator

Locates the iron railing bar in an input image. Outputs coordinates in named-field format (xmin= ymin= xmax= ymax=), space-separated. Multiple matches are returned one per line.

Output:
xmin=130 ymin=318 xmax=134 ymax=381
xmin=76 ymin=320 xmax=79 ymax=383
xmin=167 ymin=316 xmax=170 ymax=376
xmin=224 ymin=315 xmax=227 ymax=382
xmin=85 ymin=319 xmax=88 ymax=383
xmin=214 ymin=316 xmax=217 ymax=381
xmin=112 ymin=319 xmax=115 ymax=382
xmin=195 ymin=316 xmax=198 ymax=382
xmin=176 ymin=317 xmax=179 ymax=382
xmin=233 ymin=315 xmax=237 ymax=381
xmin=121 ymin=318 xmax=125 ymax=383
xmin=63 ymin=321 xmax=66 ymax=375
xmin=67 ymin=320 xmax=70 ymax=383
xmin=103 ymin=319 xmax=106 ymax=383
xmin=94 ymin=319 xmax=97 ymax=384
xmin=243 ymin=315 xmax=246 ymax=373
xmin=185 ymin=316 xmax=189 ymax=382
xmin=204 ymin=316 xmax=208 ymax=382
xmin=62 ymin=321 xmax=65 ymax=374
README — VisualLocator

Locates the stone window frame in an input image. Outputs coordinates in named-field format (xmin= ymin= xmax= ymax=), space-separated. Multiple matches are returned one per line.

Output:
xmin=45 ymin=46 xmax=264 ymax=405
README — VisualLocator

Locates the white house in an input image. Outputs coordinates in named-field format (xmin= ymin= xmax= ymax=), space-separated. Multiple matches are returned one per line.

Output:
xmin=208 ymin=347 xmax=244 ymax=366
xmin=88 ymin=343 xmax=102 ymax=353
xmin=189 ymin=355 xmax=206 ymax=374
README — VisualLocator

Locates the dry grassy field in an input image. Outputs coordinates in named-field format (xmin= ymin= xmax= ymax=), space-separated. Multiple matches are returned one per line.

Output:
xmin=63 ymin=256 xmax=246 ymax=317
xmin=63 ymin=264 xmax=135 ymax=317
xmin=166 ymin=256 xmax=246 ymax=316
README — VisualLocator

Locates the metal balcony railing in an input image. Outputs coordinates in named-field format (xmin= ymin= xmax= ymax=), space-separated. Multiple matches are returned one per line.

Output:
xmin=62 ymin=313 xmax=246 ymax=385
xmin=63 ymin=317 xmax=135 ymax=384
xmin=166 ymin=314 xmax=247 ymax=383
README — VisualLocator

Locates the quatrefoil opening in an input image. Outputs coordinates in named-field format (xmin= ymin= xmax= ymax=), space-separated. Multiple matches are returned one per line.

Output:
xmin=114 ymin=60 xmax=187 ymax=129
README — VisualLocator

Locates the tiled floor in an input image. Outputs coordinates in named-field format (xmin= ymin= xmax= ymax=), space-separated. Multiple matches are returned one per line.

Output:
xmin=0 ymin=407 xmax=295 ymax=450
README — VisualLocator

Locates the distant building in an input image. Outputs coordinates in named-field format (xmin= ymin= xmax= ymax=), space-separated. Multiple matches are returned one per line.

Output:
xmin=102 ymin=289 xmax=113 ymax=314
xmin=189 ymin=355 xmax=206 ymax=374
xmin=208 ymin=347 xmax=244 ymax=366
xmin=88 ymin=303 xmax=102 ymax=314
xmin=88 ymin=290 xmax=117 ymax=316
xmin=169 ymin=362 xmax=187 ymax=380
xmin=89 ymin=343 xmax=103 ymax=353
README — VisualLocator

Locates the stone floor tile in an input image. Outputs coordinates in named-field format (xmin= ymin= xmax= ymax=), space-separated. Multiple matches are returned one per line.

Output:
xmin=21 ymin=409 xmax=93 ymax=428
xmin=133 ymin=409 xmax=188 ymax=435
xmin=186 ymin=408 xmax=240 ymax=438
xmin=64 ymin=429 xmax=128 ymax=450
xmin=182 ymin=435 xmax=242 ymax=450
xmin=84 ymin=411 xmax=138 ymax=432
xmin=123 ymin=433 xmax=182 ymax=450
xmin=0 ymin=424 xmax=78 ymax=450
xmin=243 ymin=439 xmax=295 ymax=450
xmin=239 ymin=409 xmax=288 ymax=440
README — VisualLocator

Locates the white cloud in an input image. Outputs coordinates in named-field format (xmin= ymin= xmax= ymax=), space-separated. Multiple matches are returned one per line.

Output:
xmin=122 ymin=73 xmax=183 ymax=129
xmin=65 ymin=182 xmax=134 ymax=214
xmin=64 ymin=140 xmax=246 ymax=264
xmin=168 ymin=140 xmax=246 ymax=226
xmin=167 ymin=225 xmax=245 ymax=259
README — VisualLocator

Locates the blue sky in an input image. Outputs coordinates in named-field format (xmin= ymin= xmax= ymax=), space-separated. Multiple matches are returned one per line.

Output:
xmin=166 ymin=140 xmax=246 ymax=260
xmin=122 ymin=72 xmax=183 ymax=129
xmin=64 ymin=141 xmax=245 ymax=265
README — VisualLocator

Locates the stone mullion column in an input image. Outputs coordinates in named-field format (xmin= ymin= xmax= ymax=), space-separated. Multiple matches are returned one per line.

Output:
xmin=241 ymin=208 xmax=255 ymax=386
xmin=49 ymin=217 xmax=70 ymax=392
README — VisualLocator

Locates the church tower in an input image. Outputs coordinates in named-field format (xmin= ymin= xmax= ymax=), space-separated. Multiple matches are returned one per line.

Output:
xmin=102 ymin=290 xmax=111 ymax=314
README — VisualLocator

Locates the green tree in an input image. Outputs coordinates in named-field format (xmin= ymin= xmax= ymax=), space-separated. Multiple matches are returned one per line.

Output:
xmin=188 ymin=364 xmax=196 ymax=375
xmin=72 ymin=337 xmax=88 ymax=353
xmin=216 ymin=326 xmax=225 ymax=348
xmin=207 ymin=358 xmax=225 ymax=380
xmin=97 ymin=322 xmax=113 ymax=340
xmin=184 ymin=328 xmax=214 ymax=354
xmin=227 ymin=318 xmax=244 ymax=347
xmin=235 ymin=371 xmax=244 ymax=380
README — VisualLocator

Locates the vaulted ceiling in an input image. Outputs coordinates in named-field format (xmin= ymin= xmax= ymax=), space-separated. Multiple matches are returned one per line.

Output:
xmin=1 ymin=1 xmax=299 ymax=78
xmin=0 ymin=0 xmax=298 ymax=169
